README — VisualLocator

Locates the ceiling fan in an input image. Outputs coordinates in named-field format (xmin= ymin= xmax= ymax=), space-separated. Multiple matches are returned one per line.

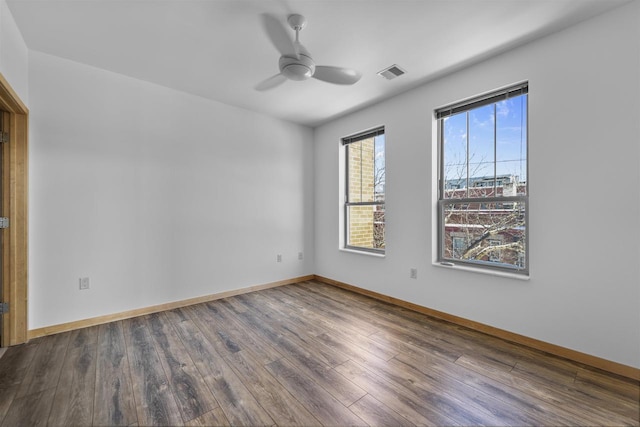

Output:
xmin=256 ymin=14 xmax=362 ymax=91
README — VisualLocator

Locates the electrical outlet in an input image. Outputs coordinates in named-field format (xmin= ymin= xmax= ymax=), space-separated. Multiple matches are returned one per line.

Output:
xmin=410 ymin=268 xmax=417 ymax=279
xmin=298 ymin=252 xmax=303 ymax=260
xmin=277 ymin=254 xmax=282 ymax=263
xmin=79 ymin=277 xmax=90 ymax=290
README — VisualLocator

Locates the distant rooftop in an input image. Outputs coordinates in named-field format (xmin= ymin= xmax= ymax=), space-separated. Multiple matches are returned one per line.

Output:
xmin=444 ymin=174 xmax=522 ymax=190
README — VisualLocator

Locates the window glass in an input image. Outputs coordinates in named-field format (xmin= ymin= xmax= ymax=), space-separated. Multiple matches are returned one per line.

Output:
xmin=496 ymin=98 xmax=527 ymax=195
xmin=468 ymin=104 xmax=495 ymax=195
xmin=442 ymin=201 xmax=526 ymax=268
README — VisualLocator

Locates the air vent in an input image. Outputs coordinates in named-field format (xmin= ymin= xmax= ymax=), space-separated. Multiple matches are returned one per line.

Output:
xmin=377 ymin=64 xmax=407 ymax=80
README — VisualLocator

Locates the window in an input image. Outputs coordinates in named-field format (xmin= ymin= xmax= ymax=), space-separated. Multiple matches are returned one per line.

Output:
xmin=343 ymin=127 xmax=385 ymax=253
xmin=487 ymin=239 xmax=502 ymax=262
xmin=452 ymin=236 xmax=466 ymax=259
xmin=437 ymin=83 xmax=528 ymax=274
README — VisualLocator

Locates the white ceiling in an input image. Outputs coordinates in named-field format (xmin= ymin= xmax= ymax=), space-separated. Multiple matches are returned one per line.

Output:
xmin=7 ymin=0 xmax=629 ymax=127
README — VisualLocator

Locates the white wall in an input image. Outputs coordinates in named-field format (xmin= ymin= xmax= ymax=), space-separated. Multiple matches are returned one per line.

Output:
xmin=314 ymin=1 xmax=640 ymax=369
xmin=28 ymin=51 xmax=314 ymax=329
xmin=0 ymin=0 xmax=28 ymax=102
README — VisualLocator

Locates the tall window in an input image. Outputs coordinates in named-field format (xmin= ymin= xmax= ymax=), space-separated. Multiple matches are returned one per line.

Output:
xmin=343 ymin=127 xmax=385 ymax=253
xmin=437 ymin=83 xmax=528 ymax=274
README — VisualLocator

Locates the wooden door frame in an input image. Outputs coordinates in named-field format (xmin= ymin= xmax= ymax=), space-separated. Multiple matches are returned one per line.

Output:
xmin=0 ymin=73 xmax=28 ymax=346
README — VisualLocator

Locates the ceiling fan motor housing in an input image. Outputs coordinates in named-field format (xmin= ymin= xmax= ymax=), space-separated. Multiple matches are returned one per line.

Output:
xmin=279 ymin=54 xmax=316 ymax=81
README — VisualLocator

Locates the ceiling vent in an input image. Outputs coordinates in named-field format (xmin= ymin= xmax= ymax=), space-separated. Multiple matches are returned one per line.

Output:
xmin=377 ymin=64 xmax=406 ymax=80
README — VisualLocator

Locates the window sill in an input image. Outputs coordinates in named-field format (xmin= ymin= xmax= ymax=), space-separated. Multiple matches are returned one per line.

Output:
xmin=432 ymin=261 xmax=529 ymax=281
xmin=340 ymin=248 xmax=386 ymax=258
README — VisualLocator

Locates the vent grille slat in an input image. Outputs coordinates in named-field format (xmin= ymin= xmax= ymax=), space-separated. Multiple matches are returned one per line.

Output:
xmin=377 ymin=64 xmax=406 ymax=80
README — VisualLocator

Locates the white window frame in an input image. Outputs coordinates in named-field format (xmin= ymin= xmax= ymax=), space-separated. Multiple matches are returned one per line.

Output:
xmin=342 ymin=126 xmax=385 ymax=254
xmin=436 ymin=83 xmax=529 ymax=275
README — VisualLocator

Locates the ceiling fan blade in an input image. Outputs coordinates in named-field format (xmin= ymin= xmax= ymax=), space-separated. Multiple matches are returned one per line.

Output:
xmin=261 ymin=14 xmax=297 ymax=58
xmin=255 ymin=73 xmax=287 ymax=91
xmin=313 ymin=66 xmax=362 ymax=85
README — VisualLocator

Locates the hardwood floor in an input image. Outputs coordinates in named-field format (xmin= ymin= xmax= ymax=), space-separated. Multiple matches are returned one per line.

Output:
xmin=0 ymin=280 xmax=638 ymax=426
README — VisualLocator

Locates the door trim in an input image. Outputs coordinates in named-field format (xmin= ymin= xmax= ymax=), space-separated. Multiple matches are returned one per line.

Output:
xmin=0 ymin=73 xmax=28 ymax=346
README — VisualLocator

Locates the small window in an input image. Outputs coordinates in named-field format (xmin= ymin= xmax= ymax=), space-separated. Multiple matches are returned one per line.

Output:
xmin=343 ymin=127 xmax=385 ymax=253
xmin=437 ymin=83 xmax=528 ymax=274
xmin=488 ymin=239 xmax=502 ymax=262
xmin=452 ymin=236 xmax=467 ymax=259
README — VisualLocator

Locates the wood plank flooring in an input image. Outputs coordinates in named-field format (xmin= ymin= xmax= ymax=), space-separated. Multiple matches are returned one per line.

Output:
xmin=0 ymin=280 xmax=638 ymax=426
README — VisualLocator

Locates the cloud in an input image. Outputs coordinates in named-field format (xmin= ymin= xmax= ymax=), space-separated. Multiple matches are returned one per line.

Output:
xmin=496 ymin=100 xmax=511 ymax=117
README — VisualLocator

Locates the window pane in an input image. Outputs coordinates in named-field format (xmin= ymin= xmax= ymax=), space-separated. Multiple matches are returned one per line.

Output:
xmin=374 ymin=135 xmax=385 ymax=203
xmin=347 ymin=204 xmax=385 ymax=250
xmin=496 ymin=95 xmax=527 ymax=195
xmin=442 ymin=112 xmax=467 ymax=198
xmin=468 ymin=104 xmax=495 ymax=196
xmin=442 ymin=201 xmax=526 ymax=270
xmin=347 ymin=137 xmax=381 ymax=203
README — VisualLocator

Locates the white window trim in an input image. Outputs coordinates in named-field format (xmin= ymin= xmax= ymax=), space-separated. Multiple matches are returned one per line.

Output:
xmin=431 ymin=260 xmax=530 ymax=280
xmin=340 ymin=247 xmax=386 ymax=258
xmin=432 ymin=82 xmax=529 ymax=278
